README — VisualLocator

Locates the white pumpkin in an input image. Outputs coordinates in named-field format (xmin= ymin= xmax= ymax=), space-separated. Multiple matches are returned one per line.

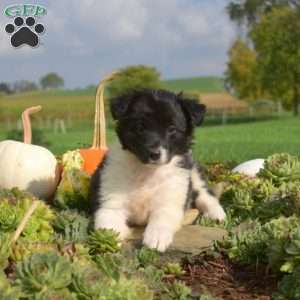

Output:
xmin=0 ymin=140 xmax=60 ymax=199
xmin=232 ymin=159 xmax=265 ymax=177
xmin=0 ymin=106 xmax=60 ymax=199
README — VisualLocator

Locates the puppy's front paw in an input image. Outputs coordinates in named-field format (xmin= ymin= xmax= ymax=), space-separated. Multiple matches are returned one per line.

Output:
xmin=143 ymin=225 xmax=174 ymax=252
xmin=203 ymin=204 xmax=226 ymax=221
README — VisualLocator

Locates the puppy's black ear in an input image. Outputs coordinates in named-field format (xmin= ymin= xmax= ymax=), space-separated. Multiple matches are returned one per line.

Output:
xmin=110 ymin=96 xmax=131 ymax=120
xmin=179 ymin=99 xmax=206 ymax=126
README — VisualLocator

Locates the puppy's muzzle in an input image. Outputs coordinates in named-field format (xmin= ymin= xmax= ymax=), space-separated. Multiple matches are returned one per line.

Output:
xmin=148 ymin=147 xmax=169 ymax=164
xmin=149 ymin=149 xmax=161 ymax=161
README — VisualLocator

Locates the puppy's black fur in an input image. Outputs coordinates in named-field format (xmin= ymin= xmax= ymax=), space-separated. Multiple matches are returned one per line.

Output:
xmin=110 ymin=89 xmax=206 ymax=164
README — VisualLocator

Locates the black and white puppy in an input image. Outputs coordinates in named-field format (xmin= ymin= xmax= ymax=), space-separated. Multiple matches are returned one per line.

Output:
xmin=90 ymin=89 xmax=225 ymax=252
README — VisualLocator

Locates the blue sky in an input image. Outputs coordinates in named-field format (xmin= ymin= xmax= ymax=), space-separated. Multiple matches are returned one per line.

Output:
xmin=0 ymin=0 xmax=236 ymax=88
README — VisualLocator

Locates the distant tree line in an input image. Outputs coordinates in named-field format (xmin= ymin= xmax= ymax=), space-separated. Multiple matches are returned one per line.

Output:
xmin=0 ymin=72 xmax=64 ymax=95
xmin=226 ymin=0 xmax=300 ymax=115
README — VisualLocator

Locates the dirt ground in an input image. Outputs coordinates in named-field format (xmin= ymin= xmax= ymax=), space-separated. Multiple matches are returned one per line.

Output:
xmin=169 ymin=254 xmax=279 ymax=300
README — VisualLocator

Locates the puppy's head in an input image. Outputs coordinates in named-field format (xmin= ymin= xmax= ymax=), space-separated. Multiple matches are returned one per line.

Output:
xmin=110 ymin=89 xmax=206 ymax=165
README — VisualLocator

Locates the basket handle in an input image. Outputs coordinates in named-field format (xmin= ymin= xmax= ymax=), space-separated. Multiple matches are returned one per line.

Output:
xmin=92 ymin=71 xmax=119 ymax=150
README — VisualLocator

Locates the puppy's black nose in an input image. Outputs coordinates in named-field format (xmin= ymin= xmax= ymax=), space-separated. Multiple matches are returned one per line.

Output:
xmin=149 ymin=150 xmax=161 ymax=161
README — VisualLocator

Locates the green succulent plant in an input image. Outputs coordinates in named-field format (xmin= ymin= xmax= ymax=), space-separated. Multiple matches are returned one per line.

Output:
xmin=0 ymin=199 xmax=20 ymax=232
xmin=272 ymin=270 xmax=300 ymax=300
xmin=31 ymin=288 xmax=75 ymax=300
xmin=221 ymin=178 xmax=279 ymax=222
xmin=72 ymin=255 xmax=153 ymax=300
xmin=258 ymin=153 xmax=300 ymax=185
xmin=199 ymin=295 xmax=218 ymax=300
xmin=87 ymin=229 xmax=121 ymax=255
xmin=94 ymin=253 xmax=121 ymax=281
xmin=57 ymin=242 xmax=92 ymax=266
xmin=166 ymin=281 xmax=191 ymax=300
xmin=139 ymin=265 xmax=164 ymax=291
xmin=0 ymin=233 xmax=11 ymax=269
xmin=0 ymin=271 xmax=21 ymax=300
xmin=136 ymin=246 xmax=160 ymax=268
xmin=197 ymin=214 xmax=232 ymax=230
xmin=279 ymin=229 xmax=300 ymax=273
xmin=206 ymin=161 xmax=242 ymax=184
xmin=221 ymin=216 xmax=300 ymax=267
xmin=0 ymin=189 xmax=55 ymax=242
xmin=53 ymin=210 xmax=89 ymax=242
xmin=163 ymin=263 xmax=185 ymax=276
xmin=70 ymin=264 xmax=107 ymax=300
xmin=0 ymin=187 xmax=34 ymax=204
xmin=15 ymin=252 xmax=72 ymax=296
xmin=17 ymin=198 xmax=55 ymax=241
xmin=10 ymin=241 xmax=57 ymax=262
xmin=101 ymin=277 xmax=154 ymax=300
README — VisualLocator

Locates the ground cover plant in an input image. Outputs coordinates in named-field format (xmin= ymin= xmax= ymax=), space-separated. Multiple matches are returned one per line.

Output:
xmin=1 ymin=152 xmax=300 ymax=299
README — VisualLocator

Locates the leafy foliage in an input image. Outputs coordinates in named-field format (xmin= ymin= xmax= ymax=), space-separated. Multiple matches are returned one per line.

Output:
xmin=2 ymin=152 xmax=300 ymax=298
xmin=52 ymin=210 xmax=89 ymax=242
xmin=221 ymin=217 xmax=300 ymax=267
xmin=87 ymin=229 xmax=121 ymax=255
xmin=227 ymin=0 xmax=299 ymax=29
xmin=6 ymin=128 xmax=50 ymax=147
xmin=15 ymin=252 xmax=73 ymax=296
xmin=94 ymin=253 xmax=122 ymax=281
xmin=198 ymin=295 xmax=218 ymax=300
xmin=166 ymin=281 xmax=191 ymax=300
xmin=0 ymin=199 xmax=20 ymax=232
xmin=163 ymin=263 xmax=185 ymax=276
xmin=0 ymin=189 xmax=55 ymax=241
xmin=0 ymin=233 xmax=11 ymax=269
xmin=33 ymin=288 xmax=75 ymax=300
xmin=259 ymin=153 xmax=300 ymax=185
xmin=70 ymin=264 xmax=106 ymax=299
xmin=252 ymin=7 xmax=300 ymax=114
xmin=225 ymin=39 xmax=262 ymax=100
xmin=95 ymin=277 xmax=153 ymax=300
xmin=40 ymin=73 xmax=64 ymax=90
xmin=11 ymin=241 xmax=56 ymax=262
xmin=272 ymin=270 xmax=300 ymax=300
xmin=0 ymin=271 xmax=21 ymax=300
xmin=137 ymin=246 xmax=160 ymax=268
xmin=107 ymin=65 xmax=161 ymax=99
xmin=227 ymin=2 xmax=300 ymax=114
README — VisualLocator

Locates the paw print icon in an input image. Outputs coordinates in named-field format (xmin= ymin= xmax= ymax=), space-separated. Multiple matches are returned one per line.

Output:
xmin=5 ymin=17 xmax=45 ymax=47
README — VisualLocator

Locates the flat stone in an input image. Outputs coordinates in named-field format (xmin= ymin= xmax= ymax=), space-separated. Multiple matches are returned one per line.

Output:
xmin=182 ymin=208 xmax=199 ymax=226
xmin=126 ymin=225 xmax=227 ymax=255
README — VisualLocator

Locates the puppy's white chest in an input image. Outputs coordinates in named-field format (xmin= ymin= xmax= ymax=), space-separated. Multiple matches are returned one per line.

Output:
xmin=126 ymin=163 xmax=189 ymax=225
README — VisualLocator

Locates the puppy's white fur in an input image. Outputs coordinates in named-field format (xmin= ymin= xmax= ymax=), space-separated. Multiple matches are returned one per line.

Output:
xmin=191 ymin=167 xmax=226 ymax=220
xmin=94 ymin=143 xmax=225 ymax=252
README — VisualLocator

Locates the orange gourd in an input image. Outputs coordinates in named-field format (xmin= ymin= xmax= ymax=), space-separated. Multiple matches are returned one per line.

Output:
xmin=79 ymin=72 xmax=118 ymax=175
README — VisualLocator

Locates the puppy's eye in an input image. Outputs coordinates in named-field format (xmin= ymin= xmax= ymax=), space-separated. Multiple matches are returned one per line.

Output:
xmin=136 ymin=121 xmax=145 ymax=133
xmin=167 ymin=126 xmax=177 ymax=136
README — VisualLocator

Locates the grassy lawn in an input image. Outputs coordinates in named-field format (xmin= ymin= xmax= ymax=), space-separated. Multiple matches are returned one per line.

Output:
xmin=194 ymin=116 xmax=300 ymax=163
xmin=162 ymin=76 xmax=224 ymax=93
xmin=1 ymin=116 xmax=299 ymax=164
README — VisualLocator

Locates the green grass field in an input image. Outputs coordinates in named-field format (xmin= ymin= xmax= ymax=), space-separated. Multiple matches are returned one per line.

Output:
xmin=193 ymin=116 xmax=300 ymax=163
xmin=162 ymin=76 xmax=224 ymax=93
xmin=1 ymin=116 xmax=299 ymax=164
xmin=0 ymin=76 xmax=224 ymax=120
